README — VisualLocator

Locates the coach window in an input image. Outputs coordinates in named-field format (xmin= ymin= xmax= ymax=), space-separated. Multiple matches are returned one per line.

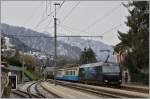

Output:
xmin=73 ymin=71 xmax=75 ymax=75
xmin=66 ymin=71 xmax=68 ymax=75
xmin=71 ymin=71 xmax=72 ymax=75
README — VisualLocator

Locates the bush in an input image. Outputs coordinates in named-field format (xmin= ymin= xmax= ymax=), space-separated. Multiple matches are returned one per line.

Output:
xmin=130 ymin=72 xmax=149 ymax=85
xmin=7 ymin=57 xmax=22 ymax=67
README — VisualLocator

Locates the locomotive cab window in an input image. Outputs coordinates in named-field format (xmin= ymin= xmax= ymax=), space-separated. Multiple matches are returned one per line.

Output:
xmin=102 ymin=64 xmax=120 ymax=73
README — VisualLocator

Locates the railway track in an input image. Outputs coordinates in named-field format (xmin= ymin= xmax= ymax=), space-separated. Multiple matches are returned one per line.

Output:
xmin=10 ymin=81 xmax=60 ymax=98
xmin=34 ymin=82 xmax=47 ymax=98
xmin=26 ymin=81 xmax=45 ymax=98
xmin=48 ymin=80 xmax=149 ymax=98
xmin=12 ymin=81 xmax=45 ymax=98
xmin=78 ymin=81 xmax=149 ymax=94
xmin=48 ymin=80 xmax=122 ymax=98
xmin=40 ymin=82 xmax=62 ymax=98
xmin=47 ymin=79 xmax=148 ymax=94
xmin=11 ymin=90 xmax=30 ymax=98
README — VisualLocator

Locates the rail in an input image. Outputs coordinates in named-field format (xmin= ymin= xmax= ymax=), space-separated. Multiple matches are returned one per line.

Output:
xmin=48 ymin=80 xmax=149 ymax=98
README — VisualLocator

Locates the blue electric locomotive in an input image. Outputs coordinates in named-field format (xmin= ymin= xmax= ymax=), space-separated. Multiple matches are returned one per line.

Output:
xmin=79 ymin=62 xmax=122 ymax=85
xmin=55 ymin=62 xmax=122 ymax=86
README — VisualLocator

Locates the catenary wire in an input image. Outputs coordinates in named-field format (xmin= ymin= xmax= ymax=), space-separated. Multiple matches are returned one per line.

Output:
xmin=60 ymin=1 xmax=80 ymax=24
xmin=80 ymin=4 xmax=122 ymax=33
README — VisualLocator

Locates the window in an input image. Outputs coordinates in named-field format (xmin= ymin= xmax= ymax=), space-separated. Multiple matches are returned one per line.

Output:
xmin=69 ymin=71 xmax=72 ymax=75
xmin=73 ymin=71 xmax=75 ymax=75
xmin=66 ymin=71 xmax=68 ymax=75
xmin=102 ymin=65 xmax=120 ymax=73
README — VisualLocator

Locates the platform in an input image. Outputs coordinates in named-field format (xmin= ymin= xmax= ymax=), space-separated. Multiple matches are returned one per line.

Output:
xmin=41 ymin=82 xmax=102 ymax=98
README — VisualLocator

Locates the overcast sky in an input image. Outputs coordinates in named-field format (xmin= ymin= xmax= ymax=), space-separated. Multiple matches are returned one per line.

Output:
xmin=1 ymin=1 xmax=129 ymax=46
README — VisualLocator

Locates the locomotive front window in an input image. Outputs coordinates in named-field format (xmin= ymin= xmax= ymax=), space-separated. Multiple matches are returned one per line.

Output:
xmin=102 ymin=65 xmax=120 ymax=73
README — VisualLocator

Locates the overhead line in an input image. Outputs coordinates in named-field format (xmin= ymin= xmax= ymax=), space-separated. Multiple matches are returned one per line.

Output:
xmin=60 ymin=0 xmax=66 ymax=7
xmin=101 ymin=23 xmax=124 ymax=36
xmin=58 ymin=24 xmax=76 ymax=34
xmin=46 ymin=0 xmax=48 ymax=16
xmin=33 ymin=5 xmax=51 ymax=29
xmin=43 ymin=19 xmax=53 ymax=30
xmin=81 ymin=4 xmax=122 ymax=33
xmin=34 ymin=1 xmax=64 ymax=30
xmin=59 ymin=23 xmax=124 ymax=38
xmin=43 ymin=1 xmax=66 ymax=31
xmin=58 ymin=35 xmax=103 ymax=38
xmin=3 ymin=34 xmax=103 ymax=38
xmin=34 ymin=7 xmax=57 ymax=29
xmin=33 ymin=17 xmax=49 ymax=29
xmin=23 ymin=4 xmax=42 ymax=26
xmin=58 ymin=24 xmax=92 ymax=35
xmin=61 ymin=1 xmax=80 ymax=24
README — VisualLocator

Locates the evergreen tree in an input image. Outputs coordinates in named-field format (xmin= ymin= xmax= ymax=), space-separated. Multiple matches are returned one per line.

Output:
xmin=114 ymin=1 xmax=149 ymax=84
xmin=80 ymin=47 xmax=97 ymax=64
xmin=86 ymin=47 xmax=97 ymax=63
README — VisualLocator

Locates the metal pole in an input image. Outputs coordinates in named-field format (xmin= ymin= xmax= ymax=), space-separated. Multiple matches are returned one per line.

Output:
xmin=22 ymin=46 xmax=24 ymax=83
xmin=53 ymin=3 xmax=60 ymax=86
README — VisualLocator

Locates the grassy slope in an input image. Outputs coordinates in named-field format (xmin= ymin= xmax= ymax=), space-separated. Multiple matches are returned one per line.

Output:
xmin=24 ymin=70 xmax=41 ymax=81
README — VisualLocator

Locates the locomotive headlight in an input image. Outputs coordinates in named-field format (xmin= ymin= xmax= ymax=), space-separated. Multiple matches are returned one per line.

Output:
xmin=119 ymin=80 xmax=122 ymax=82
xmin=105 ymin=80 xmax=108 ymax=82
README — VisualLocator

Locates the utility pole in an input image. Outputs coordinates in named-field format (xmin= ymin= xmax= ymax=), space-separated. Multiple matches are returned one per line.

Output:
xmin=22 ymin=45 xmax=25 ymax=83
xmin=53 ymin=2 xmax=60 ymax=86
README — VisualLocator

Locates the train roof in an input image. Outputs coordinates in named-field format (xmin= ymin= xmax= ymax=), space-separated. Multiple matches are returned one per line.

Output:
xmin=79 ymin=62 xmax=118 ymax=68
xmin=56 ymin=64 xmax=79 ymax=70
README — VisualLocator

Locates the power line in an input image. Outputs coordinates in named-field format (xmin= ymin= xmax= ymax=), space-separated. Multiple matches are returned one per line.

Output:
xmin=23 ymin=3 xmax=43 ymax=26
xmin=58 ymin=2 xmax=69 ymax=17
xmin=50 ymin=1 xmax=65 ymax=16
xmin=61 ymin=1 xmax=80 ymax=24
xmin=34 ymin=1 xmax=66 ymax=30
xmin=56 ymin=0 xmax=66 ymax=16
xmin=33 ymin=8 xmax=56 ymax=29
xmin=101 ymin=23 xmax=124 ymax=36
xmin=60 ymin=0 xmax=66 ymax=7
xmin=33 ymin=3 xmax=52 ymax=29
xmin=43 ymin=18 xmax=53 ymax=30
xmin=59 ymin=23 xmax=124 ymax=38
xmin=81 ymin=4 xmax=122 ymax=33
xmin=49 ymin=1 xmax=52 ymax=14
xmin=43 ymin=1 xmax=66 ymax=33
xmin=46 ymin=0 xmax=48 ymax=16
xmin=33 ymin=17 xmax=49 ymax=29
xmin=2 ymin=34 xmax=103 ymax=38
xmin=58 ymin=24 xmax=77 ymax=34
xmin=58 ymin=24 xmax=92 ymax=35
xmin=58 ymin=25 xmax=103 ymax=38
xmin=34 ymin=2 xmax=60 ymax=29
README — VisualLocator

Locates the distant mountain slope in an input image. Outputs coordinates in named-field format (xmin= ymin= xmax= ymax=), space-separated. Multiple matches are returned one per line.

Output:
xmin=1 ymin=23 xmax=81 ymax=59
xmin=58 ymin=37 xmax=116 ymax=62
xmin=2 ymin=33 xmax=33 ymax=52
xmin=1 ymin=23 xmax=116 ymax=62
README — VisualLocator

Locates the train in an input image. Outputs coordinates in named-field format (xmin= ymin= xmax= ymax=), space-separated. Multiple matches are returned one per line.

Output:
xmin=55 ymin=62 xmax=122 ymax=86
